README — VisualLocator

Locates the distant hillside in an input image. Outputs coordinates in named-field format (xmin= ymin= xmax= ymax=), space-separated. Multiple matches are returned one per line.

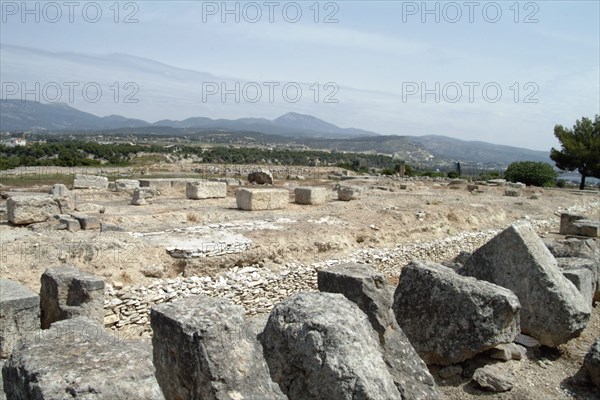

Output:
xmin=411 ymin=135 xmax=551 ymax=164
xmin=0 ymin=100 xmax=551 ymax=165
xmin=0 ymin=100 xmax=148 ymax=131
xmin=1 ymin=101 xmax=377 ymax=139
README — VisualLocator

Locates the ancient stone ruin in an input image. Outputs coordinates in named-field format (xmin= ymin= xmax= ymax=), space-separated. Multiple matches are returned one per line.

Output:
xmin=185 ymin=181 xmax=227 ymax=200
xmin=1 ymin=218 xmax=599 ymax=398
xmin=294 ymin=186 xmax=328 ymax=205
xmin=236 ymin=188 xmax=289 ymax=211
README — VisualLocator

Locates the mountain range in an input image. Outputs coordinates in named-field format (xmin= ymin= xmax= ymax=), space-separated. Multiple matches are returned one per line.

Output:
xmin=0 ymin=100 xmax=551 ymax=164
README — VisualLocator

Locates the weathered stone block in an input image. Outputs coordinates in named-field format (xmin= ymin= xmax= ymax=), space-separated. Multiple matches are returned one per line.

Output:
xmin=58 ymin=217 xmax=80 ymax=232
xmin=260 ymin=292 xmax=402 ymax=399
xmin=114 ymin=179 xmax=140 ymax=192
xmin=73 ymin=174 xmax=108 ymax=189
xmin=461 ymin=223 xmax=590 ymax=347
xmin=317 ymin=263 xmax=440 ymax=399
xmin=185 ymin=181 xmax=227 ymax=199
xmin=40 ymin=267 xmax=104 ymax=329
xmin=235 ymin=188 xmax=288 ymax=211
xmin=337 ymin=186 xmax=361 ymax=201
xmin=70 ymin=213 xmax=100 ymax=230
xmin=7 ymin=196 xmax=60 ymax=225
xmin=560 ymin=213 xmax=599 ymax=237
xmin=294 ymin=186 xmax=328 ymax=205
xmin=2 ymin=317 xmax=164 ymax=399
xmin=393 ymin=261 xmax=521 ymax=365
xmin=0 ymin=280 xmax=40 ymax=359
xmin=151 ymin=296 xmax=285 ymax=400
xmin=504 ymin=188 xmax=521 ymax=197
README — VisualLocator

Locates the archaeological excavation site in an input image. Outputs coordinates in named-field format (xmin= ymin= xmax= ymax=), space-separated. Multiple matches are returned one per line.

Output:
xmin=0 ymin=167 xmax=599 ymax=400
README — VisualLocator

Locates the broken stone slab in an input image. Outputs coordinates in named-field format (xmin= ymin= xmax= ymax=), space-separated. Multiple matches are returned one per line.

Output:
xmin=0 ymin=280 xmax=40 ymax=359
xmin=461 ymin=223 xmax=590 ymax=347
xmin=571 ymin=220 xmax=600 ymax=238
xmin=114 ymin=179 xmax=140 ymax=192
xmin=247 ymin=169 xmax=273 ymax=185
xmin=317 ymin=263 xmax=440 ymax=399
xmin=2 ymin=317 xmax=164 ymax=399
xmin=337 ymin=186 xmax=362 ymax=201
xmin=235 ymin=188 xmax=288 ymax=211
xmin=151 ymin=295 xmax=285 ymax=400
xmin=185 ymin=181 xmax=227 ymax=199
xmin=73 ymin=174 xmax=109 ymax=190
xmin=70 ymin=213 xmax=100 ymax=230
xmin=504 ymin=188 xmax=521 ymax=197
xmin=560 ymin=213 xmax=599 ymax=237
xmin=561 ymin=268 xmax=595 ymax=308
xmin=472 ymin=364 xmax=514 ymax=392
xmin=259 ymin=292 xmax=402 ymax=400
xmin=7 ymin=196 xmax=60 ymax=225
xmin=294 ymin=186 xmax=328 ymax=205
xmin=40 ymin=266 xmax=105 ymax=329
xmin=58 ymin=217 xmax=80 ymax=232
xmin=393 ymin=261 xmax=521 ymax=365
xmin=584 ymin=336 xmax=600 ymax=387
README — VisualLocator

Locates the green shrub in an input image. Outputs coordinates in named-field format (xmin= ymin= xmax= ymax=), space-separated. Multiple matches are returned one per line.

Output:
xmin=555 ymin=179 xmax=567 ymax=188
xmin=447 ymin=171 xmax=459 ymax=179
xmin=504 ymin=161 xmax=558 ymax=187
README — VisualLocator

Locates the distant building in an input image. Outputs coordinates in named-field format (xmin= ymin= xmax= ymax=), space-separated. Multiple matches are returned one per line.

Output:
xmin=1 ymin=138 xmax=26 ymax=147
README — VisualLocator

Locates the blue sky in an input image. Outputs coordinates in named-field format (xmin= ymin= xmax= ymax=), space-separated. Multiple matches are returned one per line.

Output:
xmin=1 ymin=1 xmax=599 ymax=151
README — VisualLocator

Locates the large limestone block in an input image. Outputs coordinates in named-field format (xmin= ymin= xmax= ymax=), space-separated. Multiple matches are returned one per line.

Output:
xmin=259 ymin=292 xmax=402 ymax=400
xmin=2 ymin=317 xmax=164 ymax=399
xmin=73 ymin=174 xmax=108 ymax=189
xmin=185 ymin=181 xmax=227 ymax=199
xmin=317 ymin=263 xmax=440 ymax=399
xmin=557 ymin=257 xmax=599 ymax=301
xmin=294 ymin=186 xmax=328 ymax=205
xmin=7 ymin=196 xmax=60 ymax=225
xmin=235 ymin=188 xmax=288 ymax=211
xmin=0 ymin=280 xmax=40 ymax=359
xmin=40 ymin=267 xmax=105 ymax=329
xmin=461 ymin=223 xmax=590 ymax=347
xmin=151 ymin=296 xmax=285 ymax=400
xmin=393 ymin=261 xmax=521 ymax=365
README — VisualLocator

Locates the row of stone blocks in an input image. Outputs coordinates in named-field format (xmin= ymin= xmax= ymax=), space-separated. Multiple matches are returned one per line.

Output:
xmin=2 ymin=224 xmax=598 ymax=398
